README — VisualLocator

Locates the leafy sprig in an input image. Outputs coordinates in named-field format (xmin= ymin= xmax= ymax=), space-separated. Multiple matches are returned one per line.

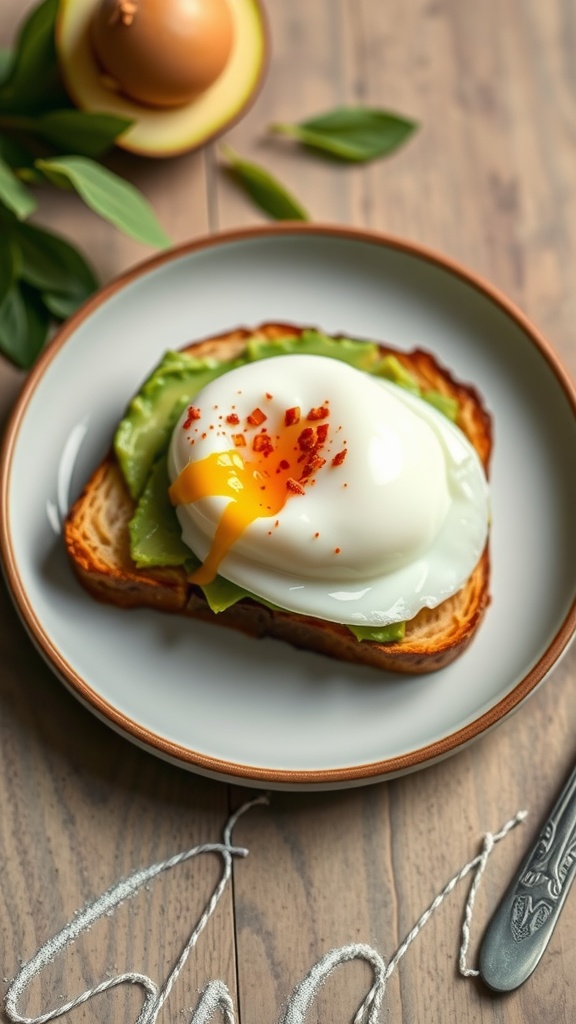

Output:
xmin=223 ymin=106 xmax=418 ymax=223
xmin=220 ymin=145 xmax=309 ymax=221
xmin=0 ymin=0 xmax=170 ymax=369
xmin=269 ymin=107 xmax=418 ymax=162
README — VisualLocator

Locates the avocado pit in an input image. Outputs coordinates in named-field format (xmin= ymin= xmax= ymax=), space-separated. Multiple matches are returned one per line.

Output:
xmin=90 ymin=0 xmax=234 ymax=108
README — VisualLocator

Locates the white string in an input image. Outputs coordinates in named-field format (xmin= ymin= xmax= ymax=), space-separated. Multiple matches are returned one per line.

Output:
xmin=4 ymin=795 xmax=268 ymax=1024
xmin=4 ymin=803 xmax=527 ymax=1024
xmin=277 ymin=809 xmax=528 ymax=1024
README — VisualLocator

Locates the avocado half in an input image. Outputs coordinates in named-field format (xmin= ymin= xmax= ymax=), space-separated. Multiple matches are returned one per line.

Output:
xmin=55 ymin=0 xmax=269 ymax=158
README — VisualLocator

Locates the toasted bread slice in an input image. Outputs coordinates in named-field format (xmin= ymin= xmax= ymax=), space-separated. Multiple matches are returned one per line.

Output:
xmin=64 ymin=323 xmax=492 ymax=674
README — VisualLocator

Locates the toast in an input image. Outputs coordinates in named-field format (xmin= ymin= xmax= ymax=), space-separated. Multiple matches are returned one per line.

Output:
xmin=64 ymin=323 xmax=492 ymax=674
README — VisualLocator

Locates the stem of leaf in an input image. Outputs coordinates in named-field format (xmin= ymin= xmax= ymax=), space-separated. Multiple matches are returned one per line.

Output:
xmin=268 ymin=122 xmax=301 ymax=139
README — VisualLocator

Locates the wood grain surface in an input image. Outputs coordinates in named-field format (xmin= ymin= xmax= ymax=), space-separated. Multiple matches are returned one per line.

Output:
xmin=1 ymin=1 xmax=575 ymax=1022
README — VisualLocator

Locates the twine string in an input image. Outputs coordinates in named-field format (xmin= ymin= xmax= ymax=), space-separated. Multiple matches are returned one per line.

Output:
xmin=4 ymin=796 xmax=268 ymax=1024
xmin=4 ymin=803 xmax=527 ymax=1024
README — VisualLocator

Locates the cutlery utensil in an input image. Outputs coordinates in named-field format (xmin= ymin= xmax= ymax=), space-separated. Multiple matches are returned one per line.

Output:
xmin=479 ymin=762 xmax=576 ymax=991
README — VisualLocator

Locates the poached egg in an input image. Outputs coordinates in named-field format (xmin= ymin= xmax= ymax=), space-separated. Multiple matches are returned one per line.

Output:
xmin=167 ymin=354 xmax=489 ymax=627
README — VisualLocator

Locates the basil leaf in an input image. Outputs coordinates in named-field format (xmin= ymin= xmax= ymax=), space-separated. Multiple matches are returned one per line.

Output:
xmin=11 ymin=221 xmax=97 ymax=299
xmin=221 ymin=146 xmax=309 ymax=221
xmin=270 ymin=107 xmax=418 ymax=163
xmin=34 ymin=110 xmax=134 ymax=157
xmin=0 ymin=0 xmax=66 ymax=114
xmin=0 ymin=156 xmax=36 ymax=219
xmin=0 ymin=283 xmax=50 ymax=368
xmin=35 ymin=156 xmax=171 ymax=248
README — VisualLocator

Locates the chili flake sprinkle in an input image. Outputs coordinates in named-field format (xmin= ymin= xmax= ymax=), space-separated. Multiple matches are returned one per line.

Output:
xmin=247 ymin=407 xmax=266 ymax=426
xmin=286 ymin=478 xmax=305 ymax=495
xmin=297 ymin=427 xmax=316 ymax=451
xmin=252 ymin=434 xmax=273 ymax=454
xmin=332 ymin=448 xmax=348 ymax=467
xmin=226 ymin=413 xmax=240 ymax=425
xmin=183 ymin=405 xmax=201 ymax=428
xmin=307 ymin=406 xmax=329 ymax=421
xmin=232 ymin=433 xmax=246 ymax=447
xmin=284 ymin=406 xmax=301 ymax=426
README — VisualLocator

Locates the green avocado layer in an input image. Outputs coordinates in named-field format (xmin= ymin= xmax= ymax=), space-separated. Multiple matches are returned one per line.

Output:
xmin=115 ymin=329 xmax=458 ymax=644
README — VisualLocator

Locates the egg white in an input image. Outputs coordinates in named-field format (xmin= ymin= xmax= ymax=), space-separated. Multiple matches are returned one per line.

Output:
xmin=168 ymin=354 xmax=489 ymax=627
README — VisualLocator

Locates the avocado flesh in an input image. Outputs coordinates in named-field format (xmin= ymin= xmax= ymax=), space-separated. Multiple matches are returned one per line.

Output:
xmin=119 ymin=330 xmax=460 ymax=643
xmin=115 ymin=352 xmax=244 ymax=500
xmin=56 ymin=0 xmax=268 ymax=158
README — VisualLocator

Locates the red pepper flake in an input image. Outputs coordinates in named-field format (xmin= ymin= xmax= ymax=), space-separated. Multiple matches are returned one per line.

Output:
xmin=253 ymin=433 xmax=273 ymax=454
xmin=265 ymin=392 xmax=273 ymax=400
xmin=278 ymin=459 xmax=290 ymax=470
xmin=297 ymin=427 xmax=316 ymax=451
xmin=334 ymin=547 xmax=341 ymax=554
xmin=332 ymin=448 xmax=348 ymax=467
xmin=232 ymin=433 xmax=246 ymax=447
xmin=286 ymin=477 xmax=305 ymax=495
xmin=307 ymin=406 xmax=329 ymax=421
xmin=275 ymin=519 xmax=279 ymax=527
xmin=183 ymin=405 xmax=201 ymax=428
xmin=226 ymin=413 xmax=240 ymax=425
xmin=301 ymin=455 xmax=326 ymax=478
xmin=247 ymin=407 xmax=266 ymax=426
xmin=285 ymin=406 xmax=301 ymax=426
xmin=314 ymin=532 xmax=320 ymax=538
xmin=316 ymin=423 xmax=329 ymax=444
xmin=201 ymin=432 xmax=207 ymax=439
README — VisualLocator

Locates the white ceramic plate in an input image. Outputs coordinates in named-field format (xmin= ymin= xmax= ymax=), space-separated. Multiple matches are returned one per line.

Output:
xmin=2 ymin=226 xmax=575 ymax=789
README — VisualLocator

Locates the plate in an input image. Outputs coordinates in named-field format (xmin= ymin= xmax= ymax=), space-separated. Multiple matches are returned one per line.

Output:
xmin=1 ymin=225 xmax=575 ymax=789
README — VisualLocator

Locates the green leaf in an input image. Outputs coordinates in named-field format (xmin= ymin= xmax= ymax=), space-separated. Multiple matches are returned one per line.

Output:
xmin=0 ymin=282 xmax=50 ymax=368
xmin=221 ymin=146 xmax=309 ymax=221
xmin=0 ymin=156 xmax=36 ymax=218
xmin=11 ymin=221 xmax=98 ymax=300
xmin=0 ymin=49 xmax=13 ymax=84
xmin=34 ymin=110 xmax=134 ymax=157
xmin=35 ymin=156 xmax=171 ymax=248
xmin=0 ymin=0 xmax=66 ymax=114
xmin=41 ymin=290 xmax=85 ymax=319
xmin=0 ymin=131 xmax=34 ymax=170
xmin=0 ymin=232 xmax=18 ymax=306
xmin=269 ymin=106 xmax=418 ymax=163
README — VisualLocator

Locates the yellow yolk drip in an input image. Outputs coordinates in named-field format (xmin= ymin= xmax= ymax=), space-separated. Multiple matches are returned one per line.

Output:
xmin=169 ymin=449 xmax=299 ymax=584
xmin=169 ymin=408 xmax=334 ymax=585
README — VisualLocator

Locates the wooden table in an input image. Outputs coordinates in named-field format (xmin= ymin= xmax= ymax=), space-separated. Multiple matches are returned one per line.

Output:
xmin=1 ymin=1 xmax=575 ymax=1021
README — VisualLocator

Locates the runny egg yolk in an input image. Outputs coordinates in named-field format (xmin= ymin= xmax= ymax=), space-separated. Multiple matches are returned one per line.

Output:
xmin=169 ymin=404 xmax=334 ymax=584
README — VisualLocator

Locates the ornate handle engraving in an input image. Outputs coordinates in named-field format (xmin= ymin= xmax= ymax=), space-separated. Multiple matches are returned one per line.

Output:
xmin=480 ymin=761 xmax=576 ymax=991
xmin=510 ymin=803 xmax=576 ymax=941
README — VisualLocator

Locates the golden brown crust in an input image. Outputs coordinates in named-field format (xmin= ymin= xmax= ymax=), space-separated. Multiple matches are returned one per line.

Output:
xmin=64 ymin=322 xmax=492 ymax=674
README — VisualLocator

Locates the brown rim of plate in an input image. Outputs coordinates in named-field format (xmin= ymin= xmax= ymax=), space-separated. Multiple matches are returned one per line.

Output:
xmin=55 ymin=0 xmax=271 ymax=159
xmin=1 ymin=223 xmax=575 ymax=786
